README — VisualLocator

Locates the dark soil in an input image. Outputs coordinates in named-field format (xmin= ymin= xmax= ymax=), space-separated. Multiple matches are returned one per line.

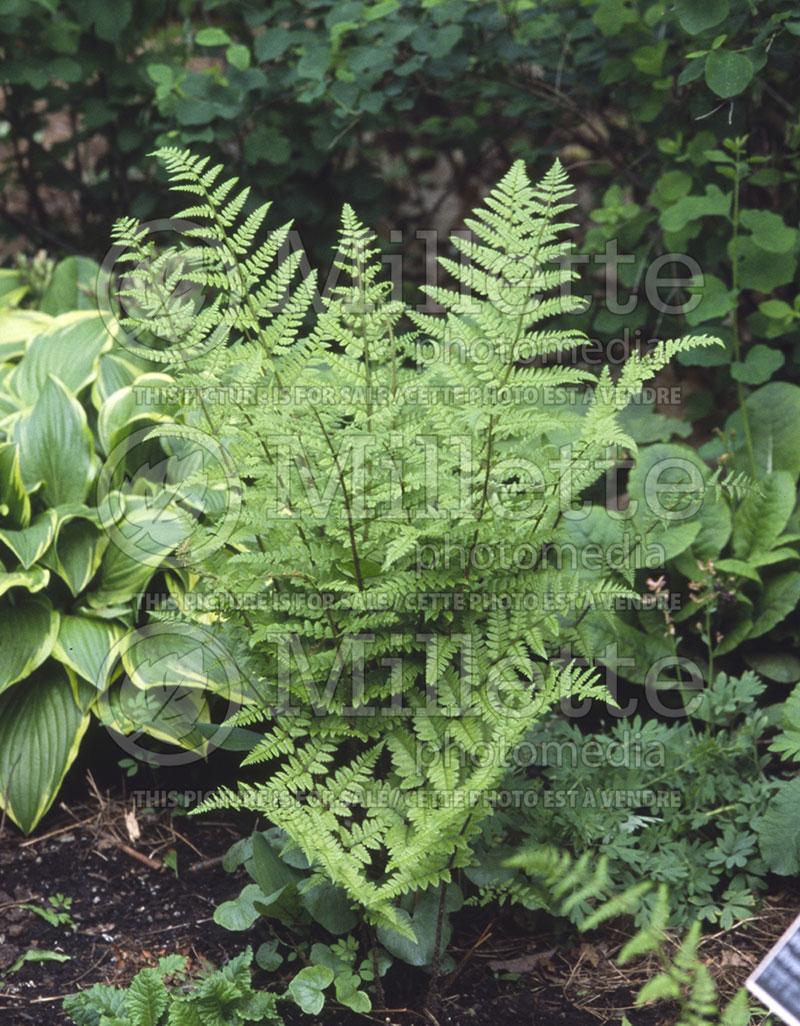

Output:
xmin=0 ymin=779 xmax=792 ymax=1026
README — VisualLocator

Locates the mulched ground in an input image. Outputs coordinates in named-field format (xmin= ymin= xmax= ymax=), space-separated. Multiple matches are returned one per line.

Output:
xmin=0 ymin=775 xmax=791 ymax=1026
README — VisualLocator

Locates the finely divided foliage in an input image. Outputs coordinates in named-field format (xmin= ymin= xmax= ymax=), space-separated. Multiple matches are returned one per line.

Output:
xmin=112 ymin=151 xmax=719 ymax=939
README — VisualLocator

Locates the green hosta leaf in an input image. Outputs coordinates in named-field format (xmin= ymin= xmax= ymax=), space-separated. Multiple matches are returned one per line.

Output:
xmin=91 ymin=353 xmax=146 ymax=409
xmin=53 ymin=614 xmax=126 ymax=691
xmin=616 ymin=399 xmax=692 ymax=444
xmin=117 ymin=623 xmax=245 ymax=702
xmin=97 ymin=674 xmax=209 ymax=751
xmin=0 ymin=268 xmax=26 ymax=307
xmin=704 ymin=50 xmax=753 ymax=97
xmin=730 ymin=345 xmax=784 ymax=385
xmin=0 ymin=595 xmax=59 ymax=695
xmin=9 ymin=311 xmax=112 ymax=405
xmin=740 ymin=209 xmax=796 ymax=253
xmin=748 ymin=572 xmax=800 ymax=639
xmin=732 ymin=470 xmax=795 ymax=559
xmin=287 ymin=965 xmax=333 ymax=1015
xmin=39 ymin=258 xmax=104 ymax=316
xmin=0 ymin=664 xmax=91 ymax=834
xmin=0 ymin=308 xmax=52 ymax=362
xmin=97 ymin=373 xmax=176 ymax=455
xmin=0 ymin=508 xmax=57 ymax=568
xmin=0 ymin=565 xmax=50 ymax=599
xmin=41 ymin=511 xmax=108 ymax=595
xmin=674 ymin=0 xmax=728 ymax=34
xmin=87 ymin=495 xmax=189 ymax=606
xmin=15 ymin=375 xmax=95 ymax=505
xmin=757 ymin=777 xmax=800 ymax=874
xmin=0 ymin=442 xmax=31 ymax=528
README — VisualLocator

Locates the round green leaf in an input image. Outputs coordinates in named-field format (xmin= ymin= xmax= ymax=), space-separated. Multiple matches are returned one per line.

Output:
xmin=730 ymin=345 xmax=784 ymax=385
xmin=213 ymin=883 xmax=265 ymax=931
xmin=195 ymin=27 xmax=232 ymax=46
xmin=704 ymin=50 xmax=753 ymax=97
xmin=675 ymin=0 xmax=728 ymax=34
xmin=740 ymin=209 xmax=796 ymax=254
xmin=288 ymin=965 xmax=334 ymax=1015
xmin=226 ymin=43 xmax=250 ymax=69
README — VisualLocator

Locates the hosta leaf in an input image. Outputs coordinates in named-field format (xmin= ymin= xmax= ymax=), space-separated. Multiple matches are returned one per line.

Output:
xmin=0 ymin=508 xmax=58 ymax=568
xmin=0 ymin=441 xmax=31 ymax=528
xmin=8 ymin=311 xmax=112 ymax=405
xmin=15 ymin=375 xmax=95 ymax=505
xmin=53 ymin=614 xmax=126 ymax=691
xmin=0 ymin=664 xmax=92 ymax=833
xmin=0 ymin=595 xmax=59 ymax=694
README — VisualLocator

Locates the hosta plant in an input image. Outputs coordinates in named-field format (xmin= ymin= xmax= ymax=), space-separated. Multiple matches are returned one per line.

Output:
xmin=0 ymin=260 xmax=228 ymax=833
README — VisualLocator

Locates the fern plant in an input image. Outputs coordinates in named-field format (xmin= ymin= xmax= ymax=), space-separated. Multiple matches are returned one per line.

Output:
xmin=507 ymin=848 xmax=757 ymax=1026
xmin=110 ymin=150 xmax=720 ymax=949
xmin=62 ymin=948 xmax=282 ymax=1026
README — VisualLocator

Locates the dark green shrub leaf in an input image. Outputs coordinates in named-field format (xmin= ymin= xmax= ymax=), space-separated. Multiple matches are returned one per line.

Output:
xmin=195 ymin=27 xmax=232 ymax=46
xmin=674 ymin=0 xmax=728 ymax=34
xmin=704 ymin=50 xmax=753 ymax=97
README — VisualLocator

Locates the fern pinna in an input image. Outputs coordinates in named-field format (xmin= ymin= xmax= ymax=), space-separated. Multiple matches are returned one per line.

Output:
xmin=111 ymin=151 xmax=719 ymax=940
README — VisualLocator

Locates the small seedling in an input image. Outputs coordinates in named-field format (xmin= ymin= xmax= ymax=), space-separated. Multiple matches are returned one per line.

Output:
xmin=21 ymin=893 xmax=77 ymax=931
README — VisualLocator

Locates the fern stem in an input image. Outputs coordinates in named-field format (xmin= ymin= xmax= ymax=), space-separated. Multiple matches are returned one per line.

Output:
xmin=311 ymin=405 xmax=366 ymax=590
xmin=369 ymin=924 xmax=386 ymax=1009
xmin=730 ymin=145 xmax=756 ymax=477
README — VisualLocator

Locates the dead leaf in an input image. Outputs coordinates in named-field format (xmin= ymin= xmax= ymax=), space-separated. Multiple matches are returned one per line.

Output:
xmin=124 ymin=808 xmax=141 ymax=843
xmin=488 ymin=948 xmax=557 ymax=973
xmin=719 ymin=950 xmax=749 ymax=969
